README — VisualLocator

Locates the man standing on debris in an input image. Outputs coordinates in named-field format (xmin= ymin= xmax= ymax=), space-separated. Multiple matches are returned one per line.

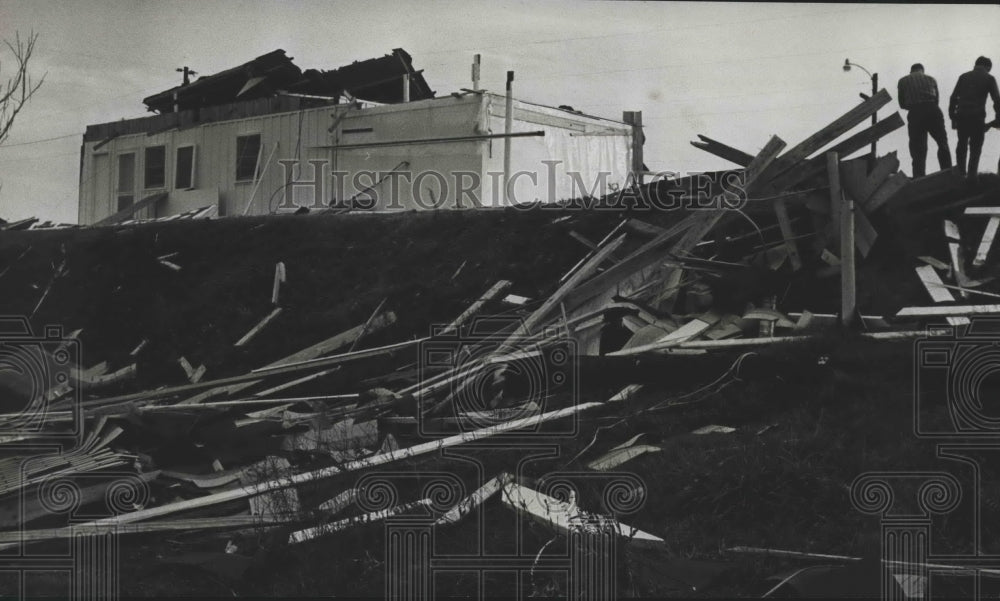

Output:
xmin=949 ymin=56 xmax=1000 ymax=180
xmin=897 ymin=64 xmax=952 ymax=178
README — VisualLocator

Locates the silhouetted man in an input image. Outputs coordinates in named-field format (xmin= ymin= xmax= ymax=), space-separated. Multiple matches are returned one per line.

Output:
xmin=949 ymin=56 xmax=1000 ymax=179
xmin=898 ymin=63 xmax=952 ymax=177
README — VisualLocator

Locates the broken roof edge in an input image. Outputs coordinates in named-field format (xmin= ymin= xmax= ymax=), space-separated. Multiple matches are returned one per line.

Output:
xmin=84 ymin=92 xmax=629 ymax=144
xmin=482 ymin=92 xmax=632 ymax=127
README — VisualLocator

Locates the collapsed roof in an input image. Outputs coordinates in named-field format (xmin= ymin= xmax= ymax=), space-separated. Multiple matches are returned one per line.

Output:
xmin=142 ymin=48 xmax=435 ymax=114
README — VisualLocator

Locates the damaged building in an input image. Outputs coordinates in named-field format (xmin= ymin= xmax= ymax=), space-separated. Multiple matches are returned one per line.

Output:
xmin=77 ymin=49 xmax=638 ymax=225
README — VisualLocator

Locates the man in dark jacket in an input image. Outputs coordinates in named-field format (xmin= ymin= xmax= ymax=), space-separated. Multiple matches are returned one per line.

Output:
xmin=949 ymin=56 xmax=1000 ymax=179
xmin=898 ymin=63 xmax=952 ymax=177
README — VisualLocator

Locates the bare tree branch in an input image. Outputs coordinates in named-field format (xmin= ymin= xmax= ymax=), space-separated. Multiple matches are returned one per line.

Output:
xmin=0 ymin=31 xmax=46 ymax=146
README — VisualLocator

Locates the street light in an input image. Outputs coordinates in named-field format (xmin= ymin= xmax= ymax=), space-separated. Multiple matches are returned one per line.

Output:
xmin=843 ymin=59 xmax=879 ymax=165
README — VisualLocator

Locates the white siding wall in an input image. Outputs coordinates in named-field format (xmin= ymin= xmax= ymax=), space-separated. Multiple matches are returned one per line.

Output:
xmin=78 ymin=94 xmax=629 ymax=222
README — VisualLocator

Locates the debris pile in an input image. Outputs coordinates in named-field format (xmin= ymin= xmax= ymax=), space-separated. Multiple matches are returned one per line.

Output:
xmin=2 ymin=88 xmax=1000 ymax=596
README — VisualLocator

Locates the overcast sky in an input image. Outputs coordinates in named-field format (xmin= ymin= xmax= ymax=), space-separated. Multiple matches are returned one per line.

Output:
xmin=0 ymin=1 xmax=997 ymax=223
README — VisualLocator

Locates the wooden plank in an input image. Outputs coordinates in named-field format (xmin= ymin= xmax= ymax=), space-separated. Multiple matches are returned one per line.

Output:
xmin=837 ymin=154 xmax=857 ymax=328
xmin=439 ymin=280 xmax=512 ymax=336
xmin=974 ymin=216 xmax=1000 ymax=267
xmin=944 ymin=220 xmax=961 ymax=241
xmin=949 ymin=242 xmax=970 ymax=298
xmin=623 ymin=218 xmax=666 ymax=237
xmin=918 ymin=256 xmax=950 ymax=270
xmin=608 ymin=313 xmax=719 ymax=356
xmin=235 ymin=307 xmax=283 ymax=347
xmin=501 ymin=481 xmax=664 ymax=545
xmin=179 ymin=311 xmax=397 ymax=405
xmin=559 ymin=219 xmax=627 ymax=284
xmin=766 ymin=112 xmax=904 ymax=194
xmin=773 ymin=198 xmax=801 ymax=270
xmin=965 ymin=207 xmax=1000 ymax=216
xmin=859 ymin=152 xmax=900 ymax=201
xmin=691 ymin=134 xmax=754 ymax=167
xmin=2 ymin=402 xmax=605 ymax=547
xmin=915 ymin=265 xmax=955 ymax=302
xmin=865 ymin=172 xmax=909 ymax=213
xmin=503 ymin=233 xmax=626 ymax=342
xmin=896 ymin=305 xmax=1000 ymax=317
xmin=828 ymin=152 xmax=843 ymax=241
xmin=760 ymin=91 xmax=893 ymax=187
xmin=435 ymin=473 xmax=514 ymax=526
xmin=93 ymin=192 xmax=167 ymax=226
xmin=745 ymin=135 xmax=787 ymax=179
xmin=271 ymin=262 xmax=286 ymax=305
xmin=854 ymin=204 xmax=877 ymax=257
xmin=839 ymin=158 xmax=869 ymax=205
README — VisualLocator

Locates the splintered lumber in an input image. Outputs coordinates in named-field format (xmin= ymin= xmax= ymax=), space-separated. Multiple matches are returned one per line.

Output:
xmin=348 ymin=298 xmax=389 ymax=353
xmin=500 ymin=481 xmax=664 ymax=546
xmin=608 ymin=313 xmax=719 ymax=356
xmin=94 ymin=192 xmax=167 ymax=226
xmin=974 ymin=217 xmax=1000 ymax=266
xmin=80 ymin=331 xmax=413 ymax=413
xmin=0 ymin=514 xmax=293 ymax=543
xmin=949 ymin=242 xmax=970 ymax=298
xmin=916 ymin=265 xmax=955 ymax=303
xmin=859 ymin=152 xmax=900 ymax=201
xmin=435 ymin=473 xmax=515 ymax=526
xmin=2 ymin=402 xmax=605 ymax=548
xmin=918 ymin=256 xmax=950 ymax=270
xmin=235 ymin=307 xmax=283 ymax=347
xmin=178 ymin=311 xmax=397 ymax=405
xmin=503 ymin=233 xmax=626 ymax=342
xmin=438 ymin=280 xmax=512 ymax=336
xmin=272 ymin=262 xmax=286 ymax=305
xmin=586 ymin=434 xmax=662 ymax=471
xmin=288 ymin=498 xmax=432 ymax=544
xmin=70 ymin=363 xmax=137 ymax=390
xmin=690 ymin=134 xmax=754 ymax=167
xmin=965 ymin=207 xmax=1000 ymax=216
xmin=768 ymin=116 xmax=901 ymax=196
xmin=944 ymin=220 xmax=961 ymax=241
xmin=773 ymin=198 xmax=801 ymax=270
xmin=559 ymin=219 xmax=627 ymax=284
xmin=624 ymin=218 xmax=667 ymax=237
xmin=759 ymin=91 xmax=893 ymax=189
xmin=745 ymin=135 xmax=786 ymax=179
xmin=896 ymin=305 xmax=1000 ymax=318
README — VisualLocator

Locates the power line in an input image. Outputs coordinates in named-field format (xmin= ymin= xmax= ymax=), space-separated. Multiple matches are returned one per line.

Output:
xmin=0 ymin=133 xmax=79 ymax=149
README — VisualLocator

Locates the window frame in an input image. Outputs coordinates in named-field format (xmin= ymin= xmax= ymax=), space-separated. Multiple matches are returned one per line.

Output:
xmin=174 ymin=144 xmax=197 ymax=190
xmin=143 ymin=145 xmax=167 ymax=190
xmin=235 ymin=133 xmax=263 ymax=183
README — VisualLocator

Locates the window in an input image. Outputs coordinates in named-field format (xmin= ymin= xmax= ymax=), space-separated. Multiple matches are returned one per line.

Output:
xmin=235 ymin=134 xmax=262 ymax=181
xmin=116 ymin=153 xmax=135 ymax=211
xmin=144 ymin=145 xmax=166 ymax=189
xmin=175 ymin=145 xmax=196 ymax=189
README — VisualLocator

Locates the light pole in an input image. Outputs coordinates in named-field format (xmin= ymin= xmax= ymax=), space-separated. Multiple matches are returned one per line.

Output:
xmin=843 ymin=59 xmax=878 ymax=165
